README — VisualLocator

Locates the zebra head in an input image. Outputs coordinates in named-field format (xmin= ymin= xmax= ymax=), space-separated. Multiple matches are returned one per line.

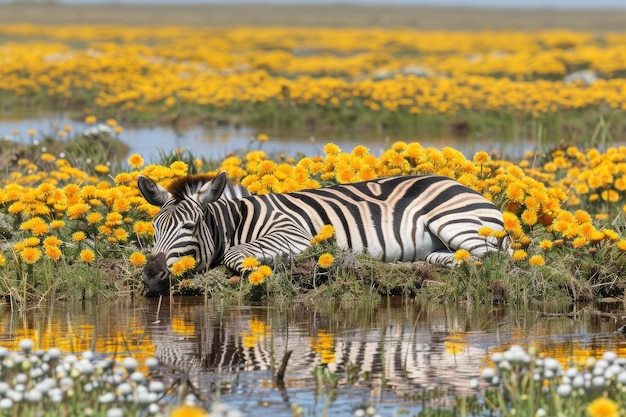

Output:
xmin=137 ymin=173 xmax=229 ymax=296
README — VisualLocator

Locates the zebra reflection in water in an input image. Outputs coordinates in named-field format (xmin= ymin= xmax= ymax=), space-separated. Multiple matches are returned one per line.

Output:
xmin=143 ymin=299 xmax=491 ymax=397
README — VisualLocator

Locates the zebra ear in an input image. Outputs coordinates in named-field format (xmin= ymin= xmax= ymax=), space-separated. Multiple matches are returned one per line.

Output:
xmin=137 ymin=175 xmax=171 ymax=207
xmin=198 ymin=172 xmax=228 ymax=205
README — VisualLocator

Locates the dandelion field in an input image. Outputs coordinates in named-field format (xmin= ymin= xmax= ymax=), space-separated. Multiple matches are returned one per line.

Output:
xmin=1 ymin=23 xmax=626 ymax=140
xmin=3 ymin=10 xmax=626 ymax=415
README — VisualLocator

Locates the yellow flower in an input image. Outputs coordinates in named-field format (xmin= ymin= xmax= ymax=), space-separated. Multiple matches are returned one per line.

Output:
xmin=529 ymin=255 xmax=544 ymax=266
xmin=85 ymin=115 xmax=96 ymax=124
xmin=79 ymin=249 xmax=95 ymax=263
xmin=502 ymin=212 xmax=521 ymax=232
xmin=248 ymin=270 xmax=265 ymax=285
xmin=171 ymin=256 xmax=196 ymax=276
xmin=128 ymin=154 xmax=144 ymax=169
xmin=258 ymin=265 xmax=273 ymax=277
xmin=478 ymin=226 xmax=492 ymax=237
xmin=45 ymin=246 xmax=63 ymax=261
xmin=539 ymin=240 xmax=553 ymax=251
xmin=257 ymin=133 xmax=269 ymax=142
xmin=473 ymin=151 xmax=490 ymax=165
xmin=94 ymin=164 xmax=110 ymax=174
xmin=66 ymin=203 xmax=90 ymax=219
xmin=129 ymin=252 xmax=147 ymax=266
xmin=72 ymin=231 xmax=87 ymax=242
xmin=617 ymin=239 xmax=626 ymax=251
xmin=41 ymin=153 xmax=56 ymax=162
xmin=133 ymin=221 xmax=155 ymax=236
xmin=311 ymin=224 xmax=336 ymax=244
xmin=170 ymin=161 xmax=188 ymax=173
xmin=511 ymin=249 xmax=528 ymax=261
xmin=169 ymin=404 xmax=209 ymax=417
xmin=86 ymin=212 xmax=103 ymax=224
xmin=454 ymin=249 xmax=470 ymax=263
xmin=43 ymin=236 xmax=62 ymax=247
xmin=601 ymin=189 xmax=619 ymax=202
xmin=50 ymin=220 xmax=65 ymax=229
xmin=587 ymin=397 xmax=619 ymax=417
xmin=317 ymin=253 xmax=335 ymax=268
xmin=20 ymin=247 xmax=42 ymax=264
xmin=114 ymin=228 xmax=129 ymax=241
xmin=323 ymin=143 xmax=341 ymax=155
xmin=242 ymin=257 xmax=259 ymax=270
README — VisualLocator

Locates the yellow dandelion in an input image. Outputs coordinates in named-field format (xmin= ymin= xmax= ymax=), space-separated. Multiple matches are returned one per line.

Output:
xmin=478 ymin=226 xmax=492 ymax=237
xmin=72 ymin=231 xmax=87 ymax=242
xmin=79 ymin=249 xmax=95 ymax=263
xmin=257 ymin=160 xmax=276 ymax=174
xmin=323 ymin=143 xmax=341 ymax=155
xmin=539 ymin=239 xmax=553 ymax=251
xmin=127 ymin=154 xmax=144 ymax=169
xmin=171 ymin=256 xmax=196 ymax=276
xmin=43 ymin=236 xmax=62 ymax=247
xmin=529 ymin=255 xmax=544 ymax=266
xmin=169 ymin=404 xmax=209 ymax=417
xmin=84 ymin=115 xmax=96 ymax=124
xmin=473 ymin=151 xmax=490 ymax=165
xmin=129 ymin=252 xmax=147 ymax=266
xmin=248 ymin=270 xmax=266 ymax=285
xmin=351 ymin=145 xmax=370 ymax=157
xmin=114 ymin=228 xmax=129 ymax=241
xmin=45 ymin=246 xmax=62 ymax=261
xmin=502 ymin=212 xmax=521 ymax=232
xmin=133 ymin=221 xmax=155 ymax=236
xmin=170 ymin=161 xmax=188 ymax=173
xmin=258 ymin=265 xmax=273 ymax=277
xmin=520 ymin=209 xmax=538 ymax=226
xmin=92 ymin=165 xmax=109 ymax=175
xmin=317 ymin=253 xmax=335 ymax=268
xmin=587 ymin=397 xmax=619 ymax=417
xmin=20 ymin=247 xmax=42 ymax=264
xmin=41 ymin=153 xmax=56 ymax=162
xmin=601 ymin=189 xmax=620 ymax=203
xmin=86 ymin=212 xmax=103 ymax=224
xmin=511 ymin=250 xmax=528 ymax=261
xmin=256 ymin=133 xmax=269 ymax=142
xmin=618 ymin=239 xmax=626 ymax=251
xmin=454 ymin=249 xmax=471 ymax=263
xmin=50 ymin=220 xmax=65 ymax=229
xmin=242 ymin=257 xmax=259 ymax=270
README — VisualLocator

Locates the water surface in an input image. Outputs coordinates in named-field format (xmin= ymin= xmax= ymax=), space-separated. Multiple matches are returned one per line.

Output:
xmin=0 ymin=116 xmax=535 ymax=161
xmin=0 ymin=297 xmax=624 ymax=415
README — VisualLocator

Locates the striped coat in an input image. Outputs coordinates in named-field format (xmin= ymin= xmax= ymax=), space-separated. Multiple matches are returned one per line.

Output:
xmin=138 ymin=173 xmax=504 ymax=295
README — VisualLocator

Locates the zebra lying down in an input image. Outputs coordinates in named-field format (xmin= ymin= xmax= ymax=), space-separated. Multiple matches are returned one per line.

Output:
xmin=138 ymin=173 xmax=505 ymax=295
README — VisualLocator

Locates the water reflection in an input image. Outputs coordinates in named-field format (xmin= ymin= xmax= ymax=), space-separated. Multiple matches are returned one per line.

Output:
xmin=0 ymin=297 xmax=625 ymax=415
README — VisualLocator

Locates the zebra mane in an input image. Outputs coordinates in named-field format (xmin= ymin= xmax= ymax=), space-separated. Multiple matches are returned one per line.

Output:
xmin=167 ymin=174 xmax=249 ymax=202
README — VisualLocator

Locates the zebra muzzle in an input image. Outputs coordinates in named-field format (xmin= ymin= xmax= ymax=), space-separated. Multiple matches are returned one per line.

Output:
xmin=142 ymin=252 xmax=171 ymax=296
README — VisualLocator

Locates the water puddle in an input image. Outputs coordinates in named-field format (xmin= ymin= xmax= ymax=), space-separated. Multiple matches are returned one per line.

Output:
xmin=0 ymin=297 xmax=624 ymax=415
xmin=0 ymin=115 xmax=536 ymax=161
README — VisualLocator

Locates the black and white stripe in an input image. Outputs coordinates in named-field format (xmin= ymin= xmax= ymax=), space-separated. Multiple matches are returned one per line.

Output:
xmin=137 ymin=173 xmax=505 ymax=294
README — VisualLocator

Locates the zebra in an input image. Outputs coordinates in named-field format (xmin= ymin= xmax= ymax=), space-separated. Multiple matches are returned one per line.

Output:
xmin=137 ymin=172 xmax=505 ymax=295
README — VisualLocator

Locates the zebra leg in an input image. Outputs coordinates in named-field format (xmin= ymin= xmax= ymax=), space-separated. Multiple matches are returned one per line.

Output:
xmin=223 ymin=231 xmax=312 ymax=273
xmin=425 ymin=250 xmax=458 ymax=266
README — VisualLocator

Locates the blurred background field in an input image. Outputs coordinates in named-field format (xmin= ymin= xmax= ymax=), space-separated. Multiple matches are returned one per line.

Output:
xmin=2 ymin=2 xmax=626 ymax=29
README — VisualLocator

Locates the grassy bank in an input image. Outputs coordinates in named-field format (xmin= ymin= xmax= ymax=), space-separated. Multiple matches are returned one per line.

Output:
xmin=1 ymin=117 xmax=626 ymax=307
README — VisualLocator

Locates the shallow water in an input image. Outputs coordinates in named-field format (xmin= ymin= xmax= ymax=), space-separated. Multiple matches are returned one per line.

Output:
xmin=0 ymin=115 xmax=537 ymax=161
xmin=0 ymin=297 xmax=625 ymax=415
